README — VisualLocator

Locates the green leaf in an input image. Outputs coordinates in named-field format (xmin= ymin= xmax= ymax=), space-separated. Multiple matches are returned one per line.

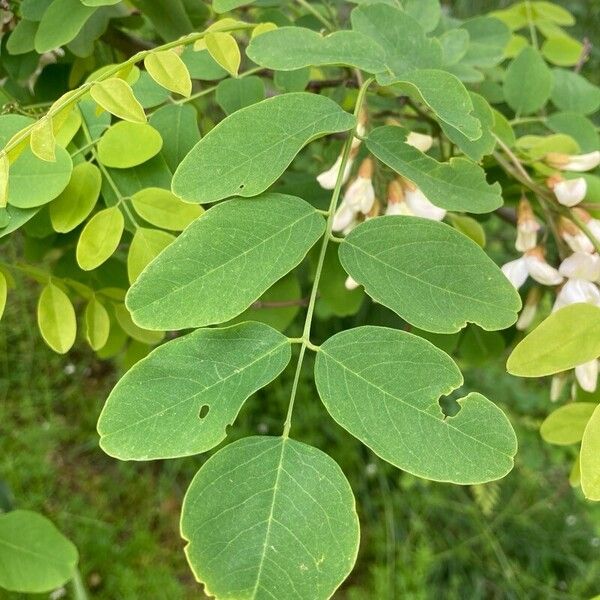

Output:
xmin=131 ymin=71 xmax=172 ymax=108
xmin=351 ymin=3 xmax=442 ymax=77
xmin=551 ymin=68 xmax=600 ymax=115
xmin=90 ymin=78 xmax=147 ymax=123
xmin=215 ymin=76 xmax=265 ymax=115
xmin=127 ymin=227 xmax=175 ymax=283
xmin=98 ymin=323 xmax=291 ymax=459
xmin=76 ymin=206 xmax=124 ymax=271
xmin=97 ymin=122 xmax=163 ymax=169
xmin=181 ymin=436 xmax=359 ymax=598
xmin=246 ymin=27 xmax=386 ymax=72
xmin=8 ymin=145 xmax=72 ymax=209
xmin=37 ymin=282 xmax=77 ymax=354
xmin=315 ymin=326 xmax=517 ymax=483
xmin=213 ymin=0 xmax=255 ymax=13
xmin=449 ymin=214 xmax=486 ymax=247
xmin=547 ymin=112 xmax=600 ymax=153
xmin=81 ymin=0 xmax=121 ymax=5
xmin=366 ymin=126 xmax=502 ymax=213
xmin=0 ymin=154 xmax=8 ymax=209
xmin=29 ymin=117 xmax=56 ymax=162
xmin=131 ymin=187 xmax=203 ymax=231
xmin=274 ymin=68 xmax=310 ymax=92
xmin=113 ymin=303 xmax=164 ymax=345
xmin=49 ymin=162 xmax=101 ymax=233
xmin=533 ymin=1 xmax=575 ymax=25
xmin=6 ymin=19 xmax=38 ymax=55
xmin=148 ymin=103 xmax=201 ymax=173
xmin=439 ymin=28 xmax=469 ymax=65
xmin=388 ymin=70 xmax=481 ymax=140
xmin=35 ymin=0 xmax=96 ymax=53
xmin=581 ymin=405 xmax=600 ymax=501
xmin=172 ymin=93 xmax=355 ymax=204
xmin=459 ymin=16 xmax=511 ymax=68
xmin=541 ymin=35 xmax=583 ymax=67
xmin=127 ymin=194 xmax=325 ymax=330
xmin=204 ymin=32 xmax=240 ymax=77
xmin=339 ymin=216 xmax=521 ymax=334
xmin=540 ymin=402 xmax=597 ymax=446
xmin=503 ymin=47 xmax=553 ymax=115
xmin=84 ymin=296 xmax=110 ymax=351
xmin=507 ymin=304 xmax=600 ymax=377
xmin=0 ymin=510 xmax=78 ymax=593
xmin=0 ymin=270 xmax=6 ymax=320
xmin=439 ymin=93 xmax=496 ymax=161
xmin=144 ymin=50 xmax=192 ymax=98
xmin=403 ymin=0 xmax=440 ymax=33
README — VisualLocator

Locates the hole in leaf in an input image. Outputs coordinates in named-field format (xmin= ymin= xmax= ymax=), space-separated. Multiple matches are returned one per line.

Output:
xmin=439 ymin=389 xmax=463 ymax=418
xmin=239 ymin=184 xmax=245 ymax=189
xmin=198 ymin=405 xmax=209 ymax=419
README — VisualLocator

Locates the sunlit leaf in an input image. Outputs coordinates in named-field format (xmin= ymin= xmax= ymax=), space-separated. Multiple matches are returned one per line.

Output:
xmin=0 ymin=270 xmax=7 ymax=320
xmin=30 ymin=117 xmax=56 ymax=162
xmin=204 ymin=32 xmax=240 ymax=77
xmin=35 ymin=0 xmax=96 ymax=53
xmin=76 ymin=206 xmax=124 ymax=271
xmin=90 ymin=78 xmax=147 ymax=123
xmin=85 ymin=296 xmax=110 ymax=351
xmin=507 ymin=304 xmax=600 ymax=377
xmin=131 ymin=187 xmax=203 ymax=231
xmin=540 ymin=402 xmax=597 ymax=445
xmin=37 ymin=282 xmax=77 ymax=354
xmin=581 ymin=404 xmax=600 ymax=501
xmin=181 ymin=436 xmax=359 ymax=599
xmin=127 ymin=227 xmax=175 ymax=283
xmin=98 ymin=322 xmax=291 ymax=459
xmin=144 ymin=50 xmax=192 ymax=97
xmin=97 ymin=122 xmax=163 ymax=168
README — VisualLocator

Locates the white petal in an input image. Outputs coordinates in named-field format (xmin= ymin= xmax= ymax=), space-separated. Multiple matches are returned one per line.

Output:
xmin=550 ymin=374 xmax=566 ymax=402
xmin=345 ymin=275 xmax=359 ymax=290
xmin=588 ymin=219 xmax=600 ymax=243
xmin=404 ymin=188 xmax=446 ymax=221
xmin=575 ymin=359 xmax=599 ymax=393
xmin=406 ymin=131 xmax=433 ymax=153
xmin=516 ymin=303 xmax=537 ymax=330
xmin=317 ymin=155 xmax=353 ymax=190
xmin=515 ymin=228 xmax=537 ymax=252
xmin=562 ymin=231 xmax=595 ymax=254
xmin=343 ymin=176 xmax=375 ymax=214
xmin=554 ymin=177 xmax=587 ymax=207
xmin=525 ymin=255 xmax=563 ymax=286
xmin=564 ymin=151 xmax=600 ymax=172
xmin=559 ymin=252 xmax=600 ymax=281
xmin=553 ymin=278 xmax=600 ymax=312
xmin=501 ymin=257 xmax=529 ymax=289
xmin=332 ymin=203 xmax=357 ymax=232
xmin=385 ymin=201 xmax=413 ymax=216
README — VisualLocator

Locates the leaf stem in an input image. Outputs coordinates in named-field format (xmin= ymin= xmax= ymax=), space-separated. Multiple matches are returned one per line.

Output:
xmin=294 ymin=0 xmax=335 ymax=30
xmin=282 ymin=77 xmax=374 ymax=438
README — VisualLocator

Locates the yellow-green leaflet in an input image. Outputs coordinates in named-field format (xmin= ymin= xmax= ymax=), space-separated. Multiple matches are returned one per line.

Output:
xmin=0 ymin=153 xmax=8 ymax=208
xmin=0 ymin=270 xmax=6 ymax=320
xmin=113 ymin=303 xmax=164 ymax=345
xmin=204 ymin=32 xmax=241 ymax=77
xmin=581 ymin=404 xmax=600 ymax=500
xmin=97 ymin=122 xmax=163 ymax=169
xmin=76 ymin=207 xmax=124 ymax=271
xmin=84 ymin=296 xmax=110 ymax=351
xmin=90 ymin=78 xmax=146 ymax=123
xmin=507 ymin=303 xmax=600 ymax=377
xmin=50 ymin=162 xmax=102 ymax=233
xmin=30 ymin=117 xmax=56 ymax=162
xmin=37 ymin=283 xmax=77 ymax=354
xmin=131 ymin=188 xmax=203 ymax=231
xmin=127 ymin=228 xmax=175 ymax=283
xmin=540 ymin=403 xmax=597 ymax=445
xmin=144 ymin=50 xmax=192 ymax=98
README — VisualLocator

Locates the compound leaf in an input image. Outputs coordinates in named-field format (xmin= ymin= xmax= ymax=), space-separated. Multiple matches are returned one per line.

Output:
xmin=0 ymin=510 xmax=78 ymax=594
xmin=181 ymin=436 xmax=359 ymax=599
xmin=98 ymin=323 xmax=291 ymax=459
xmin=172 ymin=93 xmax=355 ymax=204
xmin=315 ymin=326 xmax=517 ymax=483
xmin=339 ymin=216 xmax=520 ymax=333
xmin=507 ymin=304 xmax=600 ymax=377
xmin=366 ymin=126 xmax=502 ymax=213
xmin=127 ymin=194 xmax=325 ymax=329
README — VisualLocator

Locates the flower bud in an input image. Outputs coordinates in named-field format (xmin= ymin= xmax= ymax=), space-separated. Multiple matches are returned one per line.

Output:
xmin=345 ymin=275 xmax=360 ymax=290
xmin=400 ymin=177 xmax=446 ymax=221
xmin=516 ymin=287 xmax=540 ymax=330
xmin=343 ymin=158 xmax=376 ymax=214
xmin=575 ymin=359 xmax=599 ymax=393
xmin=549 ymin=176 xmax=587 ymax=207
xmin=516 ymin=197 xmax=539 ymax=252
xmin=385 ymin=180 xmax=412 ymax=216
xmin=559 ymin=216 xmax=594 ymax=254
xmin=406 ymin=131 xmax=433 ymax=153
xmin=317 ymin=154 xmax=354 ymax=190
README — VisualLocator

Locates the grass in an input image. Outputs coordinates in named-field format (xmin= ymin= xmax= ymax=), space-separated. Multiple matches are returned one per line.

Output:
xmin=1 ymin=273 xmax=599 ymax=599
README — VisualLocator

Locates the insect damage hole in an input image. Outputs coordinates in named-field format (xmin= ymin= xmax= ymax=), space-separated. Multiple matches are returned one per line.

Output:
xmin=198 ymin=405 xmax=210 ymax=419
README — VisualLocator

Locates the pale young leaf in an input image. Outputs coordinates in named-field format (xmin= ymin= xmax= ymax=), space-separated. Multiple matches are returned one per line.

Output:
xmin=90 ymin=78 xmax=147 ymax=123
xmin=127 ymin=227 xmax=175 ymax=283
xmin=85 ymin=296 xmax=110 ymax=351
xmin=144 ymin=50 xmax=192 ymax=98
xmin=540 ymin=403 xmax=597 ymax=446
xmin=76 ymin=206 xmax=124 ymax=271
xmin=581 ymin=404 xmax=600 ymax=500
xmin=204 ymin=32 xmax=240 ymax=77
xmin=37 ymin=282 xmax=77 ymax=354
xmin=29 ymin=117 xmax=56 ymax=162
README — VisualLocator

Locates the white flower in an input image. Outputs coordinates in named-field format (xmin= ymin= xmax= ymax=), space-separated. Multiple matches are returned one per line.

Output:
xmin=553 ymin=279 xmax=600 ymax=312
xmin=332 ymin=202 xmax=356 ymax=232
xmin=401 ymin=179 xmax=446 ymax=221
xmin=553 ymin=177 xmax=587 ymax=207
xmin=345 ymin=275 xmax=359 ymax=290
xmin=559 ymin=217 xmax=595 ymax=254
xmin=317 ymin=154 xmax=354 ymax=190
xmin=515 ymin=198 xmax=539 ymax=252
xmin=575 ymin=359 xmax=599 ymax=393
xmin=406 ymin=131 xmax=433 ymax=153
xmin=516 ymin=288 xmax=540 ymax=331
xmin=342 ymin=158 xmax=375 ymax=214
xmin=385 ymin=180 xmax=412 ymax=216
xmin=558 ymin=252 xmax=600 ymax=281
xmin=547 ymin=151 xmax=600 ymax=172
xmin=550 ymin=374 xmax=566 ymax=402
xmin=502 ymin=248 xmax=563 ymax=289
